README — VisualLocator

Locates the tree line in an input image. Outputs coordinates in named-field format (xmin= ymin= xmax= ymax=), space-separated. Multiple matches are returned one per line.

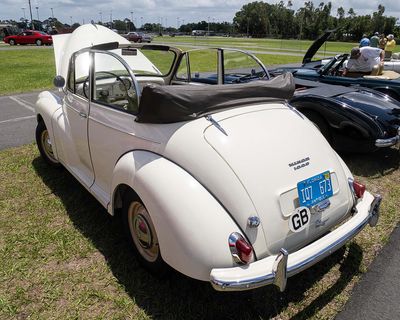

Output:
xmin=233 ymin=1 xmax=399 ymax=40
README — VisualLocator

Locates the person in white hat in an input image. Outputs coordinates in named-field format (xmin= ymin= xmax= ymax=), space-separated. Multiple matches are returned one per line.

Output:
xmin=385 ymin=34 xmax=396 ymax=60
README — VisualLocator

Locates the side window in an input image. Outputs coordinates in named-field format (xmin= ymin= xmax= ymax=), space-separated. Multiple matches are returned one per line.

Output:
xmin=25 ymin=32 xmax=33 ymax=36
xmin=176 ymin=53 xmax=188 ymax=80
xmin=188 ymin=49 xmax=218 ymax=84
xmin=93 ymin=52 xmax=138 ymax=114
xmin=74 ymin=52 xmax=90 ymax=99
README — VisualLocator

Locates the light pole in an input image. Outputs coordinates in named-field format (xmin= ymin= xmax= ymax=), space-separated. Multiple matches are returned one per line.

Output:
xmin=207 ymin=16 xmax=210 ymax=36
xmin=50 ymin=8 xmax=54 ymax=19
xmin=28 ymin=0 xmax=34 ymax=29
xmin=35 ymin=6 xmax=39 ymax=21
xmin=99 ymin=11 xmax=102 ymax=24
xmin=110 ymin=10 xmax=113 ymax=28
xmin=130 ymin=11 xmax=133 ymax=30
xmin=21 ymin=8 xmax=26 ymax=19
xmin=140 ymin=16 xmax=143 ymax=30
xmin=70 ymin=16 xmax=72 ymax=26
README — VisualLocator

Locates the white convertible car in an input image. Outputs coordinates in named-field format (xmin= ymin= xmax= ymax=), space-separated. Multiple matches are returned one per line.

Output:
xmin=35 ymin=25 xmax=382 ymax=291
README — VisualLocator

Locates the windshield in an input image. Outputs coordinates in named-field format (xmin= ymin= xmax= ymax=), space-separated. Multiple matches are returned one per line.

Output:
xmin=113 ymin=47 xmax=176 ymax=76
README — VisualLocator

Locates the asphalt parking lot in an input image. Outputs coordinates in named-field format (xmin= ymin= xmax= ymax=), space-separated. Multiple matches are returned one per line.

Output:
xmin=0 ymin=91 xmax=40 ymax=150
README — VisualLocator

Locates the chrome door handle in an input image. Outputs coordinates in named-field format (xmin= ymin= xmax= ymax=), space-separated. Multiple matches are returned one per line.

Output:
xmin=79 ymin=112 xmax=87 ymax=118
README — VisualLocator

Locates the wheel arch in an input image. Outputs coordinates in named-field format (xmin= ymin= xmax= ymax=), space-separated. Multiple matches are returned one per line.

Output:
xmin=109 ymin=150 xmax=244 ymax=281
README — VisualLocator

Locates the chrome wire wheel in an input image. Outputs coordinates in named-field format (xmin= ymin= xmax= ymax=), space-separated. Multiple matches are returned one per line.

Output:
xmin=127 ymin=201 xmax=160 ymax=263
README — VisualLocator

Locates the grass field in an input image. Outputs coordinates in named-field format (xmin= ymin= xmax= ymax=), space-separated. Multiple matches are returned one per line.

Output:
xmin=0 ymin=144 xmax=399 ymax=319
xmin=0 ymin=49 xmax=55 ymax=95
xmin=153 ymin=35 xmax=357 ymax=54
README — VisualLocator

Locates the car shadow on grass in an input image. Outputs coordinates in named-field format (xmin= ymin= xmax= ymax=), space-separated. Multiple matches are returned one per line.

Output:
xmin=32 ymin=157 xmax=363 ymax=320
xmin=341 ymin=147 xmax=400 ymax=178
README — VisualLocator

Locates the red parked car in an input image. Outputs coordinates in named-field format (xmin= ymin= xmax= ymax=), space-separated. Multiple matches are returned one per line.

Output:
xmin=4 ymin=30 xmax=52 ymax=46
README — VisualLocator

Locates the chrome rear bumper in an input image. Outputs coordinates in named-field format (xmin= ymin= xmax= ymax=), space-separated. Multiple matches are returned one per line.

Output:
xmin=210 ymin=191 xmax=381 ymax=292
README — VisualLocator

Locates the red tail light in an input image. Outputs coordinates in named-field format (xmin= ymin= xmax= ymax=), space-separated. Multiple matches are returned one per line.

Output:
xmin=229 ymin=232 xmax=253 ymax=264
xmin=236 ymin=238 xmax=253 ymax=263
xmin=353 ymin=180 xmax=366 ymax=199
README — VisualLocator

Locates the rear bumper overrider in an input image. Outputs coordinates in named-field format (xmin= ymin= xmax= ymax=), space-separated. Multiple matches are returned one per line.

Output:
xmin=210 ymin=191 xmax=381 ymax=292
xmin=375 ymin=135 xmax=399 ymax=147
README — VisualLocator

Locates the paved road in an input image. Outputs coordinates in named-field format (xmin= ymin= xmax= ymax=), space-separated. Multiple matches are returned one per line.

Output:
xmin=0 ymin=44 xmax=53 ymax=51
xmin=0 ymin=91 xmax=41 ymax=150
xmin=336 ymin=224 xmax=400 ymax=320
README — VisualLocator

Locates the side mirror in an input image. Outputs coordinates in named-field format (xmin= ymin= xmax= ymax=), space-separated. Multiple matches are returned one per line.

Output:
xmin=53 ymin=75 xmax=65 ymax=88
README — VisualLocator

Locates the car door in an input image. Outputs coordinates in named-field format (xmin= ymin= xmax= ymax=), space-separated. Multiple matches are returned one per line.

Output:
xmin=18 ymin=32 xmax=29 ymax=44
xmin=87 ymin=50 xmax=153 ymax=206
xmin=24 ymin=31 xmax=35 ymax=44
xmin=56 ymin=51 xmax=94 ymax=187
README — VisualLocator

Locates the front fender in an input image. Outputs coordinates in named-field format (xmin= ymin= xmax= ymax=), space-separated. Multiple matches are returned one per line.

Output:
xmin=36 ymin=90 xmax=63 ymax=159
xmin=110 ymin=150 xmax=245 ymax=281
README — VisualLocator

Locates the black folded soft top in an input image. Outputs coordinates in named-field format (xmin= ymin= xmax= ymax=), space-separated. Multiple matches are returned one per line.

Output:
xmin=136 ymin=73 xmax=295 ymax=123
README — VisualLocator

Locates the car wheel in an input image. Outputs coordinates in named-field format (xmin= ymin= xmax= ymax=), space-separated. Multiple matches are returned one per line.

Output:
xmin=35 ymin=121 xmax=60 ymax=166
xmin=301 ymin=110 xmax=331 ymax=143
xmin=9 ymin=39 xmax=15 ymax=45
xmin=122 ymin=190 xmax=167 ymax=274
xmin=35 ymin=39 xmax=42 ymax=46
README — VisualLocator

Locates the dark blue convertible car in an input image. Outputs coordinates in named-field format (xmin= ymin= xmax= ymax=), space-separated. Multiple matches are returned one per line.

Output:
xmin=270 ymin=30 xmax=400 ymax=101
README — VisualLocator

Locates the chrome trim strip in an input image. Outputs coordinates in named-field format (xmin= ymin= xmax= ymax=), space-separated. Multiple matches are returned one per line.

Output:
xmin=375 ymin=135 xmax=399 ymax=147
xmin=211 ymin=194 xmax=382 ymax=291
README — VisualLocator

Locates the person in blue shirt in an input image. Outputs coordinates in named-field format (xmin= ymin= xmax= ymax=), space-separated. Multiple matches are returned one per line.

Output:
xmin=359 ymin=34 xmax=370 ymax=47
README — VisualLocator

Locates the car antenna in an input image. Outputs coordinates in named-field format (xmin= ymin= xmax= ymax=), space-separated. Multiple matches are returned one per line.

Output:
xmin=91 ymin=21 xmax=98 ymax=29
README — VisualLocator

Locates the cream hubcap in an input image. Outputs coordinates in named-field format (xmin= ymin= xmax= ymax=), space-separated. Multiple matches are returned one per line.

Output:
xmin=128 ymin=201 xmax=159 ymax=262
xmin=41 ymin=129 xmax=57 ymax=162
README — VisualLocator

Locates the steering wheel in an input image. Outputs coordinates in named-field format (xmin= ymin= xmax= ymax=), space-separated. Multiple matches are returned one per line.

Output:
xmin=83 ymin=71 xmax=131 ymax=99
xmin=328 ymin=54 xmax=349 ymax=76
xmin=233 ymin=70 xmax=267 ymax=83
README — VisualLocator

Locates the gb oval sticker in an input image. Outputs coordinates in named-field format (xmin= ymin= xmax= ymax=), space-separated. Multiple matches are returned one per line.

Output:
xmin=289 ymin=207 xmax=311 ymax=233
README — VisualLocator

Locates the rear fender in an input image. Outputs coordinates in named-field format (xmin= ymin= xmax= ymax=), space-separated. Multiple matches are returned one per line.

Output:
xmin=110 ymin=150 xmax=245 ymax=281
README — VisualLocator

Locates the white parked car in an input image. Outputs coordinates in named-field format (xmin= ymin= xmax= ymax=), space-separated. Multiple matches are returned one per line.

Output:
xmin=35 ymin=25 xmax=382 ymax=291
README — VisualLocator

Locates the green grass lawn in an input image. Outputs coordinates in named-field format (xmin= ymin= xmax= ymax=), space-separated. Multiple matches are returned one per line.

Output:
xmin=0 ymin=144 xmax=399 ymax=319
xmin=0 ymin=49 xmax=55 ymax=95
xmin=154 ymin=35 xmax=358 ymax=55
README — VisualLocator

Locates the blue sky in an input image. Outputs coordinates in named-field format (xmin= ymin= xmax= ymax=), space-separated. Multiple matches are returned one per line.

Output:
xmin=2 ymin=1 xmax=399 ymax=27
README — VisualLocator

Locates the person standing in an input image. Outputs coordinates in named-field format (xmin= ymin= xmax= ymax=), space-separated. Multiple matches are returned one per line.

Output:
xmin=378 ymin=34 xmax=387 ymax=50
xmin=370 ymin=32 xmax=380 ymax=47
xmin=385 ymin=34 xmax=396 ymax=60
xmin=359 ymin=34 xmax=370 ymax=47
